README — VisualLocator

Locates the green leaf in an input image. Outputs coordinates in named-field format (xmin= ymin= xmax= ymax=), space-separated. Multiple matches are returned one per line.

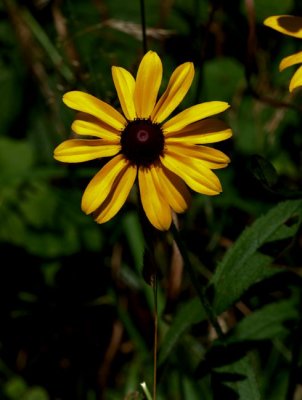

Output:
xmin=0 ymin=138 xmax=34 ymax=181
xmin=0 ymin=203 xmax=26 ymax=246
xmin=22 ymin=8 xmax=73 ymax=83
xmin=25 ymin=224 xmax=80 ymax=258
xmin=209 ymin=199 xmax=302 ymax=313
xmin=4 ymin=376 xmax=27 ymax=399
xmin=23 ymin=387 xmax=49 ymax=400
xmin=248 ymin=155 xmax=278 ymax=189
xmin=19 ymin=182 xmax=57 ymax=228
xmin=182 ymin=375 xmax=212 ymax=400
xmin=253 ymin=0 xmax=293 ymax=22
xmin=226 ymin=298 xmax=299 ymax=343
xmin=203 ymin=57 xmax=245 ymax=102
xmin=215 ymin=355 xmax=261 ymax=400
xmin=158 ymin=297 xmax=206 ymax=366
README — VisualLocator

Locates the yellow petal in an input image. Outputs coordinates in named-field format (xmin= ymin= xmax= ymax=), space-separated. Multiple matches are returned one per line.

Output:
xmin=81 ymin=155 xmax=129 ymax=214
xmin=134 ymin=51 xmax=163 ymax=118
xmin=289 ymin=65 xmax=302 ymax=92
xmin=165 ymin=118 xmax=232 ymax=144
xmin=53 ymin=139 xmax=120 ymax=163
xmin=94 ymin=163 xmax=137 ymax=224
xmin=162 ymin=102 xmax=230 ymax=134
xmin=279 ymin=51 xmax=302 ymax=71
xmin=72 ymin=114 xmax=120 ymax=141
xmin=160 ymin=151 xmax=222 ymax=195
xmin=151 ymin=62 xmax=194 ymax=123
xmin=63 ymin=91 xmax=126 ymax=130
xmin=138 ymin=165 xmax=172 ymax=230
xmin=112 ymin=66 xmax=136 ymax=120
xmin=156 ymin=165 xmax=191 ymax=213
xmin=166 ymin=142 xmax=230 ymax=169
xmin=264 ymin=15 xmax=302 ymax=39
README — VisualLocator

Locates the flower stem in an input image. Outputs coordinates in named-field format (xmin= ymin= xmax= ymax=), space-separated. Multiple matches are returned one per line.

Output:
xmin=152 ymin=273 xmax=158 ymax=400
xmin=139 ymin=0 xmax=148 ymax=53
xmin=170 ymin=223 xmax=224 ymax=339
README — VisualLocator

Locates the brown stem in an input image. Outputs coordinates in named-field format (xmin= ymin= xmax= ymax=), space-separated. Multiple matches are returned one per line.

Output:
xmin=152 ymin=273 xmax=158 ymax=400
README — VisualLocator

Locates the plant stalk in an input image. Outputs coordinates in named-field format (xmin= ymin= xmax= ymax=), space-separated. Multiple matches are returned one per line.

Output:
xmin=139 ymin=0 xmax=148 ymax=53
xmin=152 ymin=273 xmax=158 ymax=400
xmin=170 ymin=223 xmax=224 ymax=339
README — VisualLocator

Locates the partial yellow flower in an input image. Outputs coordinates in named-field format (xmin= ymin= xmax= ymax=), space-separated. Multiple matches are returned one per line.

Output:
xmin=264 ymin=15 xmax=302 ymax=92
xmin=54 ymin=51 xmax=232 ymax=231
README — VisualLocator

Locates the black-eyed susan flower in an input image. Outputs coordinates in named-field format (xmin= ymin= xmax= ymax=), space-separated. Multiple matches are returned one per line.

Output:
xmin=54 ymin=51 xmax=232 ymax=231
xmin=264 ymin=15 xmax=302 ymax=92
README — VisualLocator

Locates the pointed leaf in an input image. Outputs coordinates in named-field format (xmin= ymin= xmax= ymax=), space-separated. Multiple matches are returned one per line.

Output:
xmin=209 ymin=200 xmax=302 ymax=313
xmin=226 ymin=297 xmax=299 ymax=343
xmin=215 ymin=355 xmax=261 ymax=400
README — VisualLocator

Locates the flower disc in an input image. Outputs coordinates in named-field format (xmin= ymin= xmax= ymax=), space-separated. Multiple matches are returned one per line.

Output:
xmin=121 ymin=119 xmax=164 ymax=166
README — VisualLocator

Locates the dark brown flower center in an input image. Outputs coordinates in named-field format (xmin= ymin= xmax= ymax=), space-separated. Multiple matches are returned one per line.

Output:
xmin=121 ymin=119 xmax=164 ymax=167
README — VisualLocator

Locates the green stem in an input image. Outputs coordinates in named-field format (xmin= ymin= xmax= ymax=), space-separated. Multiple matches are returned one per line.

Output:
xmin=170 ymin=223 xmax=224 ymax=339
xmin=152 ymin=273 xmax=158 ymax=400
xmin=141 ymin=382 xmax=153 ymax=400
xmin=139 ymin=0 xmax=148 ymax=53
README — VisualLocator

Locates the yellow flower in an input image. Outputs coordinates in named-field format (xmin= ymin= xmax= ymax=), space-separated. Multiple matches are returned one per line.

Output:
xmin=54 ymin=51 xmax=232 ymax=231
xmin=264 ymin=15 xmax=302 ymax=92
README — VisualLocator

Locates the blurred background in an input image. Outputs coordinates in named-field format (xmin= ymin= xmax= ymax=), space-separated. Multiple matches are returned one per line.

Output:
xmin=1 ymin=0 xmax=302 ymax=399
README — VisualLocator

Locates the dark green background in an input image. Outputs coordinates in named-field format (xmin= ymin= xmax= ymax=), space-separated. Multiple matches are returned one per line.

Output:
xmin=1 ymin=0 xmax=302 ymax=399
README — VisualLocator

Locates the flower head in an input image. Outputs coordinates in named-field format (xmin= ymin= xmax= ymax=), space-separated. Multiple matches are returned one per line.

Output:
xmin=264 ymin=15 xmax=302 ymax=92
xmin=54 ymin=51 xmax=232 ymax=230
